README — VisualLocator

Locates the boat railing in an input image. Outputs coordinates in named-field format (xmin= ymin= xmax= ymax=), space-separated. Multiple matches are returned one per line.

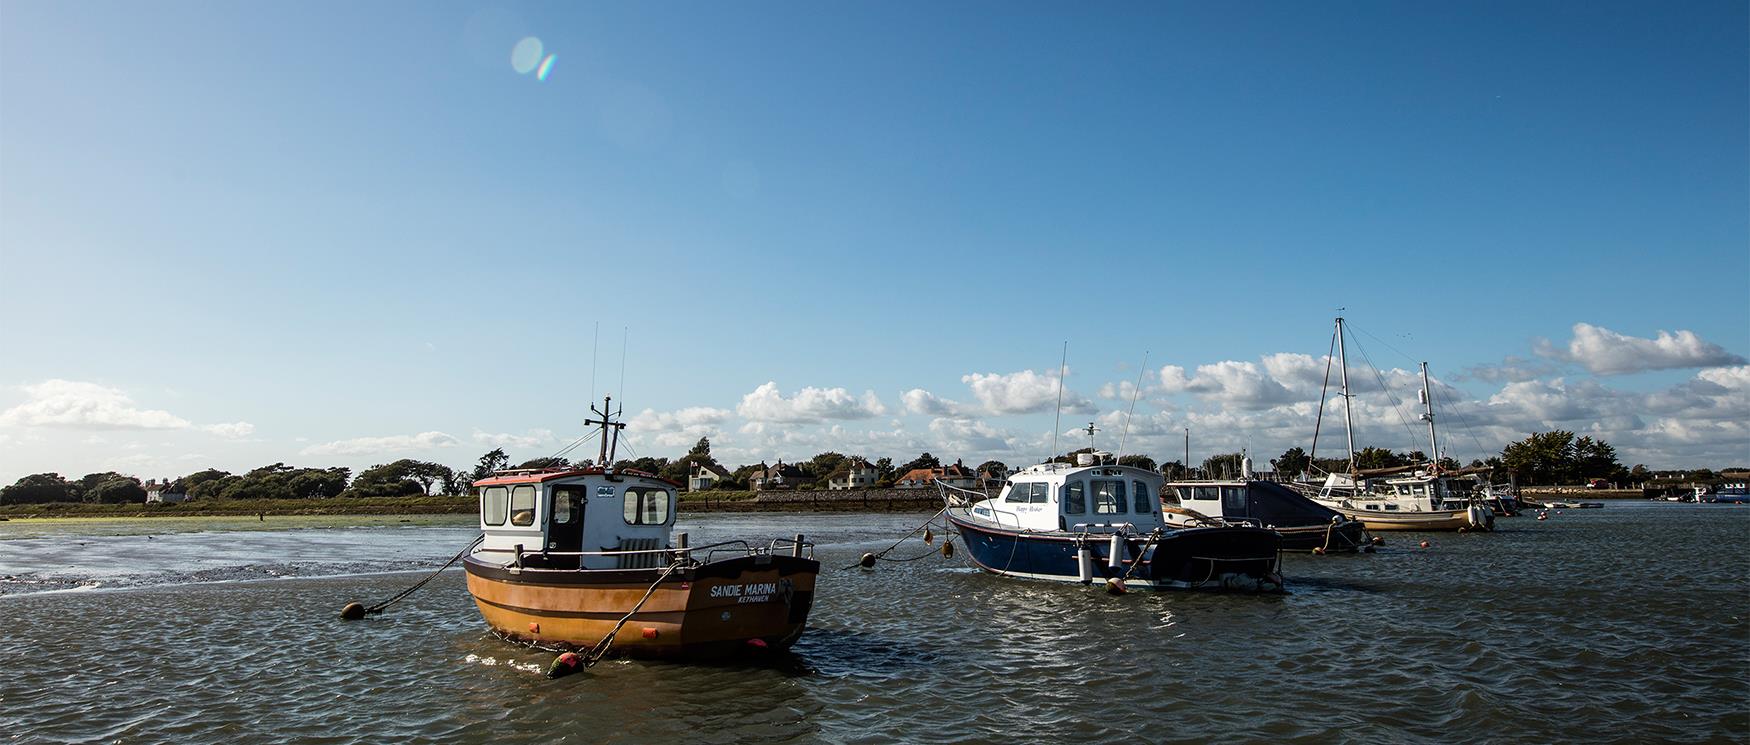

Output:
xmin=1071 ymin=521 xmax=1136 ymax=534
xmin=476 ymin=535 xmax=813 ymax=570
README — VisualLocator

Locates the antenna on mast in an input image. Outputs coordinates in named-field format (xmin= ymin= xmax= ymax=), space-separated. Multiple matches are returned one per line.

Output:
xmin=1082 ymin=421 xmax=1101 ymax=452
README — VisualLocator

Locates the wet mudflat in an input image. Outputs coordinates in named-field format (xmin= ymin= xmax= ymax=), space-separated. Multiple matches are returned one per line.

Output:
xmin=2 ymin=504 xmax=1745 ymax=743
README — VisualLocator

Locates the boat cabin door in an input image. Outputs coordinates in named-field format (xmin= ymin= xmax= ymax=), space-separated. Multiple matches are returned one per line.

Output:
xmin=547 ymin=485 xmax=587 ymax=569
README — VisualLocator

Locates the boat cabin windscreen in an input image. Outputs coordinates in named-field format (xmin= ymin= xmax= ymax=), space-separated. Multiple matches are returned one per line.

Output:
xmin=1134 ymin=480 xmax=1153 ymax=514
xmin=1063 ymin=481 xmax=1085 ymax=514
xmin=1092 ymin=480 xmax=1127 ymax=514
xmin=1003 ymin=482 xmax=1049 ymax=503
xmin=509 ymin=485 xmax=537 ymax=526
xmin=481 ymin=485 xmax=508 ymax=526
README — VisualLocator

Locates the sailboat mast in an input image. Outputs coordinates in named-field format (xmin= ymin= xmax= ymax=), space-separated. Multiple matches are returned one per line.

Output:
xmin=1420 ymin=362 xmax=1440 ymax=465
xmin=1336 ymin=317 xmax=1357 ymax=473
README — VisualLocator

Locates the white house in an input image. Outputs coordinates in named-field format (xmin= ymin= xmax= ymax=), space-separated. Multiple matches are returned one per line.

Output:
xmin=828 ymin=458 xmax=879 ymax=490
xmin=144 ymin=478 xmax=188 ymax=504
xmin=688 ymin=462 xmax=732 ymax=492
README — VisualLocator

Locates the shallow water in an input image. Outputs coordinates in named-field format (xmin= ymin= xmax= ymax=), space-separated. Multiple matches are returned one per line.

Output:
xmin=2 ymin=504 xmax=1745 ymax=743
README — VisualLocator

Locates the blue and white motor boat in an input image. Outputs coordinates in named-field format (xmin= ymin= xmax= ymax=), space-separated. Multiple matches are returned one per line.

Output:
xmin=941 ymin=453 xmax=1283 ymax=592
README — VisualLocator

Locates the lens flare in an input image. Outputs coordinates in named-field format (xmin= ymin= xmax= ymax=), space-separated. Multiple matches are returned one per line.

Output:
xmin=536 ymin=54 xmax=557 ymax=81
xmin=511 ymin=37 xmax=544 ymax=75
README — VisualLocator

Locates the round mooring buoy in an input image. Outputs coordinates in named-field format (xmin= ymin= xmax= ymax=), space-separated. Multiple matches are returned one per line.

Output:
xmin=859 ymin=553 xmax=877 ymax=569
xmin=1371 ymin=536 xmax=1385 ymax=546
xmin=1311 ymin=546 xmax=1326 ymax=555
xmin=940 ymin=540 xmax=954 ymax=559
xmin=1419 ymin=540 xmax=1431 ymax=549
xmin=1105 ymin=578 xmax=1128 ymax=595
xmin=923 ymin=527 xmax=935 ymax=545
xmin=547 ymin=652 xmax=583 ymax=679
xmin=339 ymin=602 xmax=366 ymax=621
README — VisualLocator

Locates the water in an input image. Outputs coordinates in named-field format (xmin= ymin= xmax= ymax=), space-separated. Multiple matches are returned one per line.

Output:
xmin=2 ymin=505 xmax=1745 ymax=743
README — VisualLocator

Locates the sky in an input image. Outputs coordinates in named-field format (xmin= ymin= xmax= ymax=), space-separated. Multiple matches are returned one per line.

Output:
xmin=0 ymin=0 xmax=1745 ymax=483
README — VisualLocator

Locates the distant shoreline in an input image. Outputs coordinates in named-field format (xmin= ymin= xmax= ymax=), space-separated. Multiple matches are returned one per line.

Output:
xmin=0 ymin=486 xmax=1655 ymax=521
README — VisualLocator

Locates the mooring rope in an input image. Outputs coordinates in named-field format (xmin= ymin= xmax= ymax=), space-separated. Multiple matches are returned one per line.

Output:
xmin=341 ymin=535 xmax=483 ymax=619
xmin=579 ymin=561 xmax=684 ymax=666
xmin=842 ymin=506 xmax=948 ymax=570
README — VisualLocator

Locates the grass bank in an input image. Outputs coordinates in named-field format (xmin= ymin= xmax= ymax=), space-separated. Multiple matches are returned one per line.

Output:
xmin=0 ymin=495 xmax=475 ymax=519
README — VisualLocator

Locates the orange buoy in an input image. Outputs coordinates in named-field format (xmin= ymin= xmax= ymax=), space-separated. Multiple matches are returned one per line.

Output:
xmin=529 ymin=622 xmax=540 ymax=634
xmin=1419 ymin=540 xmax=1430 ymax=549
xmin=1371 ymin=536 xmax=1385 ymax=546
xmin=641 ymin=627 xmax=659 ymax=639
xmin=1105 ymin=577 xmax=1128 ymax=595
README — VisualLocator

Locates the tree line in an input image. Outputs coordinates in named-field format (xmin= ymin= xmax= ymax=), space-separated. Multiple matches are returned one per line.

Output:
xmin=4 ymin=429 xmax=1730 ymax=506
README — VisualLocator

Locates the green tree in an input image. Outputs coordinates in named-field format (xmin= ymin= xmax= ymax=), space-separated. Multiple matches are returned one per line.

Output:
xmin=1276 ymin=447 xmax=1311 ymax=478
xmin=1117 ymin=454 xmax=1156 ymax=472
xmin=897 ymin=452 xmax=941 ymax=475
xmin=1354 ymin=447 xmax=1409 ymax=471
xmin=1501 ymin=431 xmax=1576 ymax=485
xmin=515 ymin=457 xmax=570 ymax=470
xmin=1202 ymin=452 xmax=1243 ymax=478
xmin=1572 ymin=436 xmax=1626 ymax=482
xmin=471 ymin=449 xmax=510 ymax=482
xmin=88 ymin=478 xmax=147 ymax=504
xmin=0 ymin=473 xmax=77 ymax=505
xmin=1157 ymin=460 xmax=1189 ymax=481
xmin=180 ymin=469 xmax=231 ymax=497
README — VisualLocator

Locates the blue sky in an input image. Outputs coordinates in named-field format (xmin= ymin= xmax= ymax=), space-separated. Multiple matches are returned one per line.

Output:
xmin=1 ymin=0 xmax=1745 ymax=482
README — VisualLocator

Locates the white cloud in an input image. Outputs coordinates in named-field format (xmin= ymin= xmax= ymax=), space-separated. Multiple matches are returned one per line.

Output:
xmin=0 ymin=380 xmax=192 ymax=430
xmin=736 ymin=382 xmax=886 ymax=424
xmin=471 ymin=429 xmax=555 ymax=449
xmin=901 ymin=388 xmax=976 ymax=417
xmin=961 ymin=369 xmax=1095 ymax=415
xmin=203 ymin=421 xmax=256 ymax=438
xmin=628 ymin=406 xmax=731 ymax=448
xmin=301 ymin=431 xmax=460 ymax=456
xmin=1535 ymin=323 xmax=1746 ymax=375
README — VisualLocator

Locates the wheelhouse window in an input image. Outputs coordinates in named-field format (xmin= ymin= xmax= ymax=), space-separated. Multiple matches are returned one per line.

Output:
xmin=481 ymin=486 xmax=508 ymax=526
xmin=1092 ymin=480 xmax=1127 ymax=514
xmin=1028 ymin=482 xmax=1049 ymax=503
xmin=1192 ymin=486 xmax=1220 ymax=501
xmin=1221 ymin=486 xmax=1246 ymax=512
xmin=624 ymin=487 xmax=672 ymax=525
xmin=1063 ymin=482 xmax=1086 ymax=514
xmin=509 ymin=485 xmax=537 ymax=526
xmin=1133 ymin=481 xmax=1152 ymax=513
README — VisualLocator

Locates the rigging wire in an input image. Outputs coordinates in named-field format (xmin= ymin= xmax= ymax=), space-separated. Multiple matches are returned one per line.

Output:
xmin=1349 ymin=322 xmax=1491 ymax=464
xmin=1046 ymin=342 xmax=1067 ymax=464
xmin=1347 ymin=334 xmax=1424 ymax=452
xmin=1309 ymin=328 xmax=1337 ymax=472
xmin=1115 ymin=352 xmax=1149 ymax=463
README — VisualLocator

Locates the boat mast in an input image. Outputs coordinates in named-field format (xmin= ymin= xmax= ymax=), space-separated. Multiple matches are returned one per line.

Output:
xmin=1419 ymin=362 xmax=1440 ymax=466
xmin=1336 ymin=316 xmax=1357 ymax=473
xmin=584 ymin=396 xmax=626 ymax=467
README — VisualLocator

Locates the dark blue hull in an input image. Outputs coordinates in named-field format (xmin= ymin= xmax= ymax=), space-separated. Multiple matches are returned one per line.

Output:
xmin=947 ymin=511 xmax=1283 ymax=592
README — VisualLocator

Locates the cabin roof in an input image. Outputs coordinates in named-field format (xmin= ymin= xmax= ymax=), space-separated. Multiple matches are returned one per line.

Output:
xmin=472 ymin=467 xmax=679 ymax=488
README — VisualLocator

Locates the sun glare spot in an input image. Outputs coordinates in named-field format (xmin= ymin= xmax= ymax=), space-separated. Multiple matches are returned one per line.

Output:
xmin=536 ymin=54 xmax=557 ymax=81
xmin=511 ymin=37 xmax=544 ymax=75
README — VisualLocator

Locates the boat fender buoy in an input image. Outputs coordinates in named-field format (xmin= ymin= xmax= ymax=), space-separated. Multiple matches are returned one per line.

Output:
xmin=642 ymin=627 xmax=659 ymax=639
xmin=339 ymin=602 xmax=366 ymax=621
xmin=923 ymin=527 xmax=934 ymax=545
xmin=546 ymin=652 xmax=583 ymax=679
xmin=529 ymin=622 xmax=540 ymax=634
xmin=1536 ymin=514 xmax=1547 ymax=521
xmin=858 ymin=553 xmax=877 ymax=569
xmin=1371 ymin=536 xmax=1385 ymax=546
xmin=1105 ymin=577 xmax=1127 ymax=595
xmin=940 ymin=540 xmax=954 ymax=559
xmin=746 ymin=638 xmax=769 ymax=649
xmin=1419 ymin=540 xmax=1430 ymax=549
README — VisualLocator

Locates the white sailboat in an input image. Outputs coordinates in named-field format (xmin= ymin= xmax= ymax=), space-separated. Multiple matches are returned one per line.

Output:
xmin=1305 ymin=317 xmax=1494 ymax=532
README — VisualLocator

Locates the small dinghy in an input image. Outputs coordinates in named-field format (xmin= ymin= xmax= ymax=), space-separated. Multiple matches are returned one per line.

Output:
xmin=462 ymin=398 xmax=819 ymax=660
xmin=941 ymin=453 xmax=1283 ymax=592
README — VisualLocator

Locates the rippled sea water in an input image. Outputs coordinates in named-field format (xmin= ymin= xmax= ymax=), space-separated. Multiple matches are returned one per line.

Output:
xmin=2 ymin=504 xmax=1745 ymax=744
